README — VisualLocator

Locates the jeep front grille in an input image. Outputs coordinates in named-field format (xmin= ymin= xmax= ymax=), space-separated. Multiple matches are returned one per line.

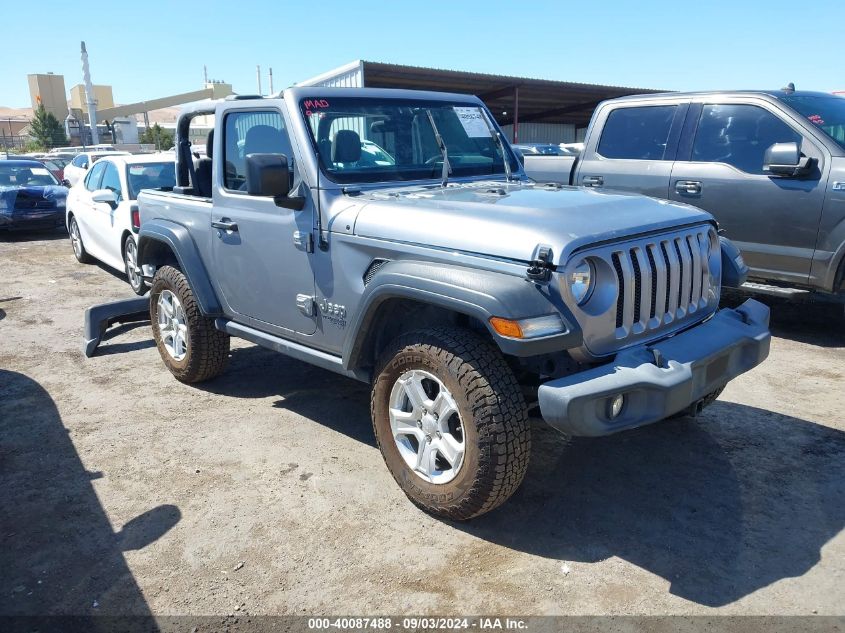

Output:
xmin=612 ymin=231 xmax=714 ymax=332
xmin=568 ymin=225 xmax=720 ymax=357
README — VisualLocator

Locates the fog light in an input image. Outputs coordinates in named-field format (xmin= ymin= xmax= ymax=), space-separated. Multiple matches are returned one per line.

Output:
xmin=608 ymin=394 xmax=625 ymax=419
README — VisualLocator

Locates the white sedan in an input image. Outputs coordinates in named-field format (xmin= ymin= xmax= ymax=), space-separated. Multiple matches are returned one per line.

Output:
xmin=63 ymin=150 xmax=130 ymax=187
xmin=66 ymin=154 xmax=176 ymax=294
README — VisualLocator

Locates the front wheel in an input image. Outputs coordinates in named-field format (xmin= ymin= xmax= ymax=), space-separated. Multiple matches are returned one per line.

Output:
xmin=371 ymin=326 xmax=530 ymax=520
xmin=150 ymin=265 xmax=230 ymax=383
xmin=123 ymin=235 xmax=146 ymax=295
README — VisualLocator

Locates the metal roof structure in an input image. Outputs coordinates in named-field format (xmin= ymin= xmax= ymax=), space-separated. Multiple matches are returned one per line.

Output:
xmin=298 ymin=60 xmax=666 ymax=140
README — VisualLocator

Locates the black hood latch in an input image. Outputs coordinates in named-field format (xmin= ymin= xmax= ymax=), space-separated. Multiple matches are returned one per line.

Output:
xmin=526 ymin=245 xmax=554 ymax=283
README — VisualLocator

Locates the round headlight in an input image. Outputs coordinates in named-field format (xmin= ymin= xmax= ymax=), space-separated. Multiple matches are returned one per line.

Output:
xmin=567 ymin=258 xmax=594 ymax=305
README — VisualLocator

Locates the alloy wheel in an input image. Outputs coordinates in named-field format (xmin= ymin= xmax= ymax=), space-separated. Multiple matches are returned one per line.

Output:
xmin=388 ymin=369 xmax=465 ymax=484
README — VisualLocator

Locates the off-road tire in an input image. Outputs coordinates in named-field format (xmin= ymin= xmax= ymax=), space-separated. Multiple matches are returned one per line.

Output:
xmin=68 ymin=216 xmax=93 ymax=263
xmin=150 ymin=265 xmax=229 ymax=383
xmin=371 ymin=326 xmax=530 ymax=520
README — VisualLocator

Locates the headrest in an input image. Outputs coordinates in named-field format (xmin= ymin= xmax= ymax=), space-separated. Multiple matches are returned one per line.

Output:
xmin=206 ymin=129 xmax=214 ymax=159
xmin=244 ymin=125 xmax=286 ymax=156
xmin=332 ymin=130 xmax=361 ymax=164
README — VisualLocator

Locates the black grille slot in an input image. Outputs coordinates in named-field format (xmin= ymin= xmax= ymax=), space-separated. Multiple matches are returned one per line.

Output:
xmin=612 ymin=252 xmax=624 ymax=328
xmin=646 ymin=246 xmax=658 ymax=319
xmin=660 ymin=242 xmax=671 ymax=313
xmin=685 ymin=236 xmax=696 ymax=304
xmin=363 ymin=259 xmax=388 ymax=285
xmin=630 ymin=249 xmax=642 ymax=324
xmin=673 ymin=239 xmax=685 ymax=306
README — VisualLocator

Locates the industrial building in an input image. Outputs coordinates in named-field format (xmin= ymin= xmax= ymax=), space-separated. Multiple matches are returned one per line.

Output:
xmin=298 ymin=60 xmax=664 ymax=143
xmin=70 ymin=84 xmax=114 ymax=112
xmin=27 ymin=73 xmax=69 ymax=120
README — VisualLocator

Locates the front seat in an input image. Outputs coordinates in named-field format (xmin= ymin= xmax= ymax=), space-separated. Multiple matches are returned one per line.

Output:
xmin=332 ymin=129 xmax=361 ymax=164
xmin=194 ymin=130 xmax=214 ymax=197
xmin=242 ymin=125 xmax=293 ymax=189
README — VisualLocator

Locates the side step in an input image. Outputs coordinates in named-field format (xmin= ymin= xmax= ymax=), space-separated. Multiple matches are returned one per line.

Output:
xmin=83 ymin=297 xmax=150 ymax=357
xmin=740 ymin=281 xmax=812 ymax=299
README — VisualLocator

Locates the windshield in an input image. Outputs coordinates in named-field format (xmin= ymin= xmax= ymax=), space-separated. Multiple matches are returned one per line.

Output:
xmin=0 ymin=163 xmax=59 ymax=187
xmin=126 ymin=162 xmax=176 ymax=199
xmin=300 ymin=97 xmax=519 ymax=184
xmin=780 ymin=94 xmax=845 ymax=150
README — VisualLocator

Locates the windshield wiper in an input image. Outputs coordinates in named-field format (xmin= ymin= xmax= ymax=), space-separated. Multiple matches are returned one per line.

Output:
xmin=481 ymin=110 xmax=515 ymax=182
xmin=425 ymin=109 xmax=451 ymax=187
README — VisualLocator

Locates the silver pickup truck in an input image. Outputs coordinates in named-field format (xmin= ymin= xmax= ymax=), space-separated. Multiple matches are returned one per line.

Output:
xmin=523 ymin=89 xmax=845 ymax=312
xmin=102 ymin=87 xmax=770 ymax=520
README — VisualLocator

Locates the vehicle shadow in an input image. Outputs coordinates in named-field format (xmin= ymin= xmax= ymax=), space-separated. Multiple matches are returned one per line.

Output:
xmin=457 ymin=402 xmax=845 ymax=607
xmin=197 ymin=344 xmax=377 ymax=448
xmin=193 ymin=344 xmax=845 ymax=606
xmin=0 ymin=369 xmax=180 ymax=619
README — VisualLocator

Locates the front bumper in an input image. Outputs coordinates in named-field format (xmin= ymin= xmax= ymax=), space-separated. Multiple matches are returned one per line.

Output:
xmin=0 ymin=209 xmax=65 ymax=230
xmin=537 ymin=299 xmax=770 ymax=437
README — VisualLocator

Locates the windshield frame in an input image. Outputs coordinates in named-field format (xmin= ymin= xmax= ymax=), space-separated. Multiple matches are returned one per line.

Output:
xmin=778 ymin=94 xmax=845 ymax=153
xmin=297 ymin=96 xmax=522 ymax=187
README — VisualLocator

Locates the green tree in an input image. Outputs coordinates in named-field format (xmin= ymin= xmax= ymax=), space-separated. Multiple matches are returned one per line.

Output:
xmin=29 ymin=103 xmax=69 ymax=150
xmin=139 ymin=123 xmax=174 ymax=151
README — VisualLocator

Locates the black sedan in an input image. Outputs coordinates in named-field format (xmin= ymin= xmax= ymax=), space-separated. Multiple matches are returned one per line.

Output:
xmin=0 ymin=160 xmax=68 ymax=231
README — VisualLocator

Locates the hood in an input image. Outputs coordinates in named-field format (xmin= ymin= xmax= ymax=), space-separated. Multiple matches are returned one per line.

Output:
xmin=0 ymin=185 xmax=67 ymax=214
xmin=348 ymin=181 xmax=712 ymax=265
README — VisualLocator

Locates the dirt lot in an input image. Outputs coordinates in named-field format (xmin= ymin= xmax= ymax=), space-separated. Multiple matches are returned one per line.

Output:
xmin=1 ymin=230 xmax=844 ymax=617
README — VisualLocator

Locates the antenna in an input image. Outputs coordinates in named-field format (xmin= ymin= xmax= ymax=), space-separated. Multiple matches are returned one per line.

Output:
xmin=256 ymin=65 xmax=262 ymax=95
xmin=269 ymin=67 xmax=274 ymax=94
xmin=782 ymin=82 xmax=796 ymax=94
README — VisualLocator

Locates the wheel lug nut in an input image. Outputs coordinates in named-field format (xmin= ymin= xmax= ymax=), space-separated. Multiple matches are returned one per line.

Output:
xmin=436 ymin=431 xmax=442 ymax=439
xmin=417 ymin=421 xmax=422 ymax=428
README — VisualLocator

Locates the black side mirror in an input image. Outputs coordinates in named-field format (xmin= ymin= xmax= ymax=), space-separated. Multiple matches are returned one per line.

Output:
xmin=763 ymin=141 xmax=815 ymax=178
xmin=245 ymin=153 xmax=305 ymax=210
xmin=61 ymin=179 xmax=71 ymax=188
xmin=246 ymin=153 xmax=290 ymax=197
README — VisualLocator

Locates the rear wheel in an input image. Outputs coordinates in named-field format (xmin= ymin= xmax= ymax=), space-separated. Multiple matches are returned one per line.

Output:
xmin=371 ymin=326 xmax=530 ymax=520
xmin=150 ymin=265 xmax=229 ymax=383
xmin=123 ymin=235 xmax=146 ymax=295
xmin=68 ymin=216 xmax=92 ymax=263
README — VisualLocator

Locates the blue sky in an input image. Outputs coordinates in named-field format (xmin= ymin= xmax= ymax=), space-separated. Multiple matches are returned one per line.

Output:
xmin=1 ymin=0 xmax=842 ymax=108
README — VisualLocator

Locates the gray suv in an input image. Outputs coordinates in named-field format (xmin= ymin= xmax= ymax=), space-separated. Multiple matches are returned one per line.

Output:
xmin=129 ymin=87 xmax=770 ymax=519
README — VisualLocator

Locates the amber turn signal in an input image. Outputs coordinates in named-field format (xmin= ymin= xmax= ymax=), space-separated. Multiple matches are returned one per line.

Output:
xmin=489 ymin=317 xmax=524 ymax=339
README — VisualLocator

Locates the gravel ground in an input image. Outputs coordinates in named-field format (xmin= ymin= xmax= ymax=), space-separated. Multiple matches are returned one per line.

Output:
xmin=1 ymin=229 xmax=843 ymax=617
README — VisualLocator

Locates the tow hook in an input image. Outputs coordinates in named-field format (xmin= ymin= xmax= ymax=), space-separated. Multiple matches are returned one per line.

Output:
xmin=649 ymin=347 xmax=665 ymax=368
xmin=526 ymin=245 xmax=554 ymax=283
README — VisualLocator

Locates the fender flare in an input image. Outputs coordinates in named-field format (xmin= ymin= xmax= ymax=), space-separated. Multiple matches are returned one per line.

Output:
xmin=137 ymin=219 xmax=222 ymax=316
xmin=342 ymin=260 xmax=582 ymax=372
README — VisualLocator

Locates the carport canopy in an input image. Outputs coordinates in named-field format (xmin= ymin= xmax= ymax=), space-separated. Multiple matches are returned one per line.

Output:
xmin=314 ymin=61 xmax=667 ymax=142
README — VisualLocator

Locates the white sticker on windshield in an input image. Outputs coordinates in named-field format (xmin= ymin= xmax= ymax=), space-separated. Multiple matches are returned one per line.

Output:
xmin=31 ymin=167 xmax=50 ymax=176
xmin=453 ymin=107 xmax=491 ymax=138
